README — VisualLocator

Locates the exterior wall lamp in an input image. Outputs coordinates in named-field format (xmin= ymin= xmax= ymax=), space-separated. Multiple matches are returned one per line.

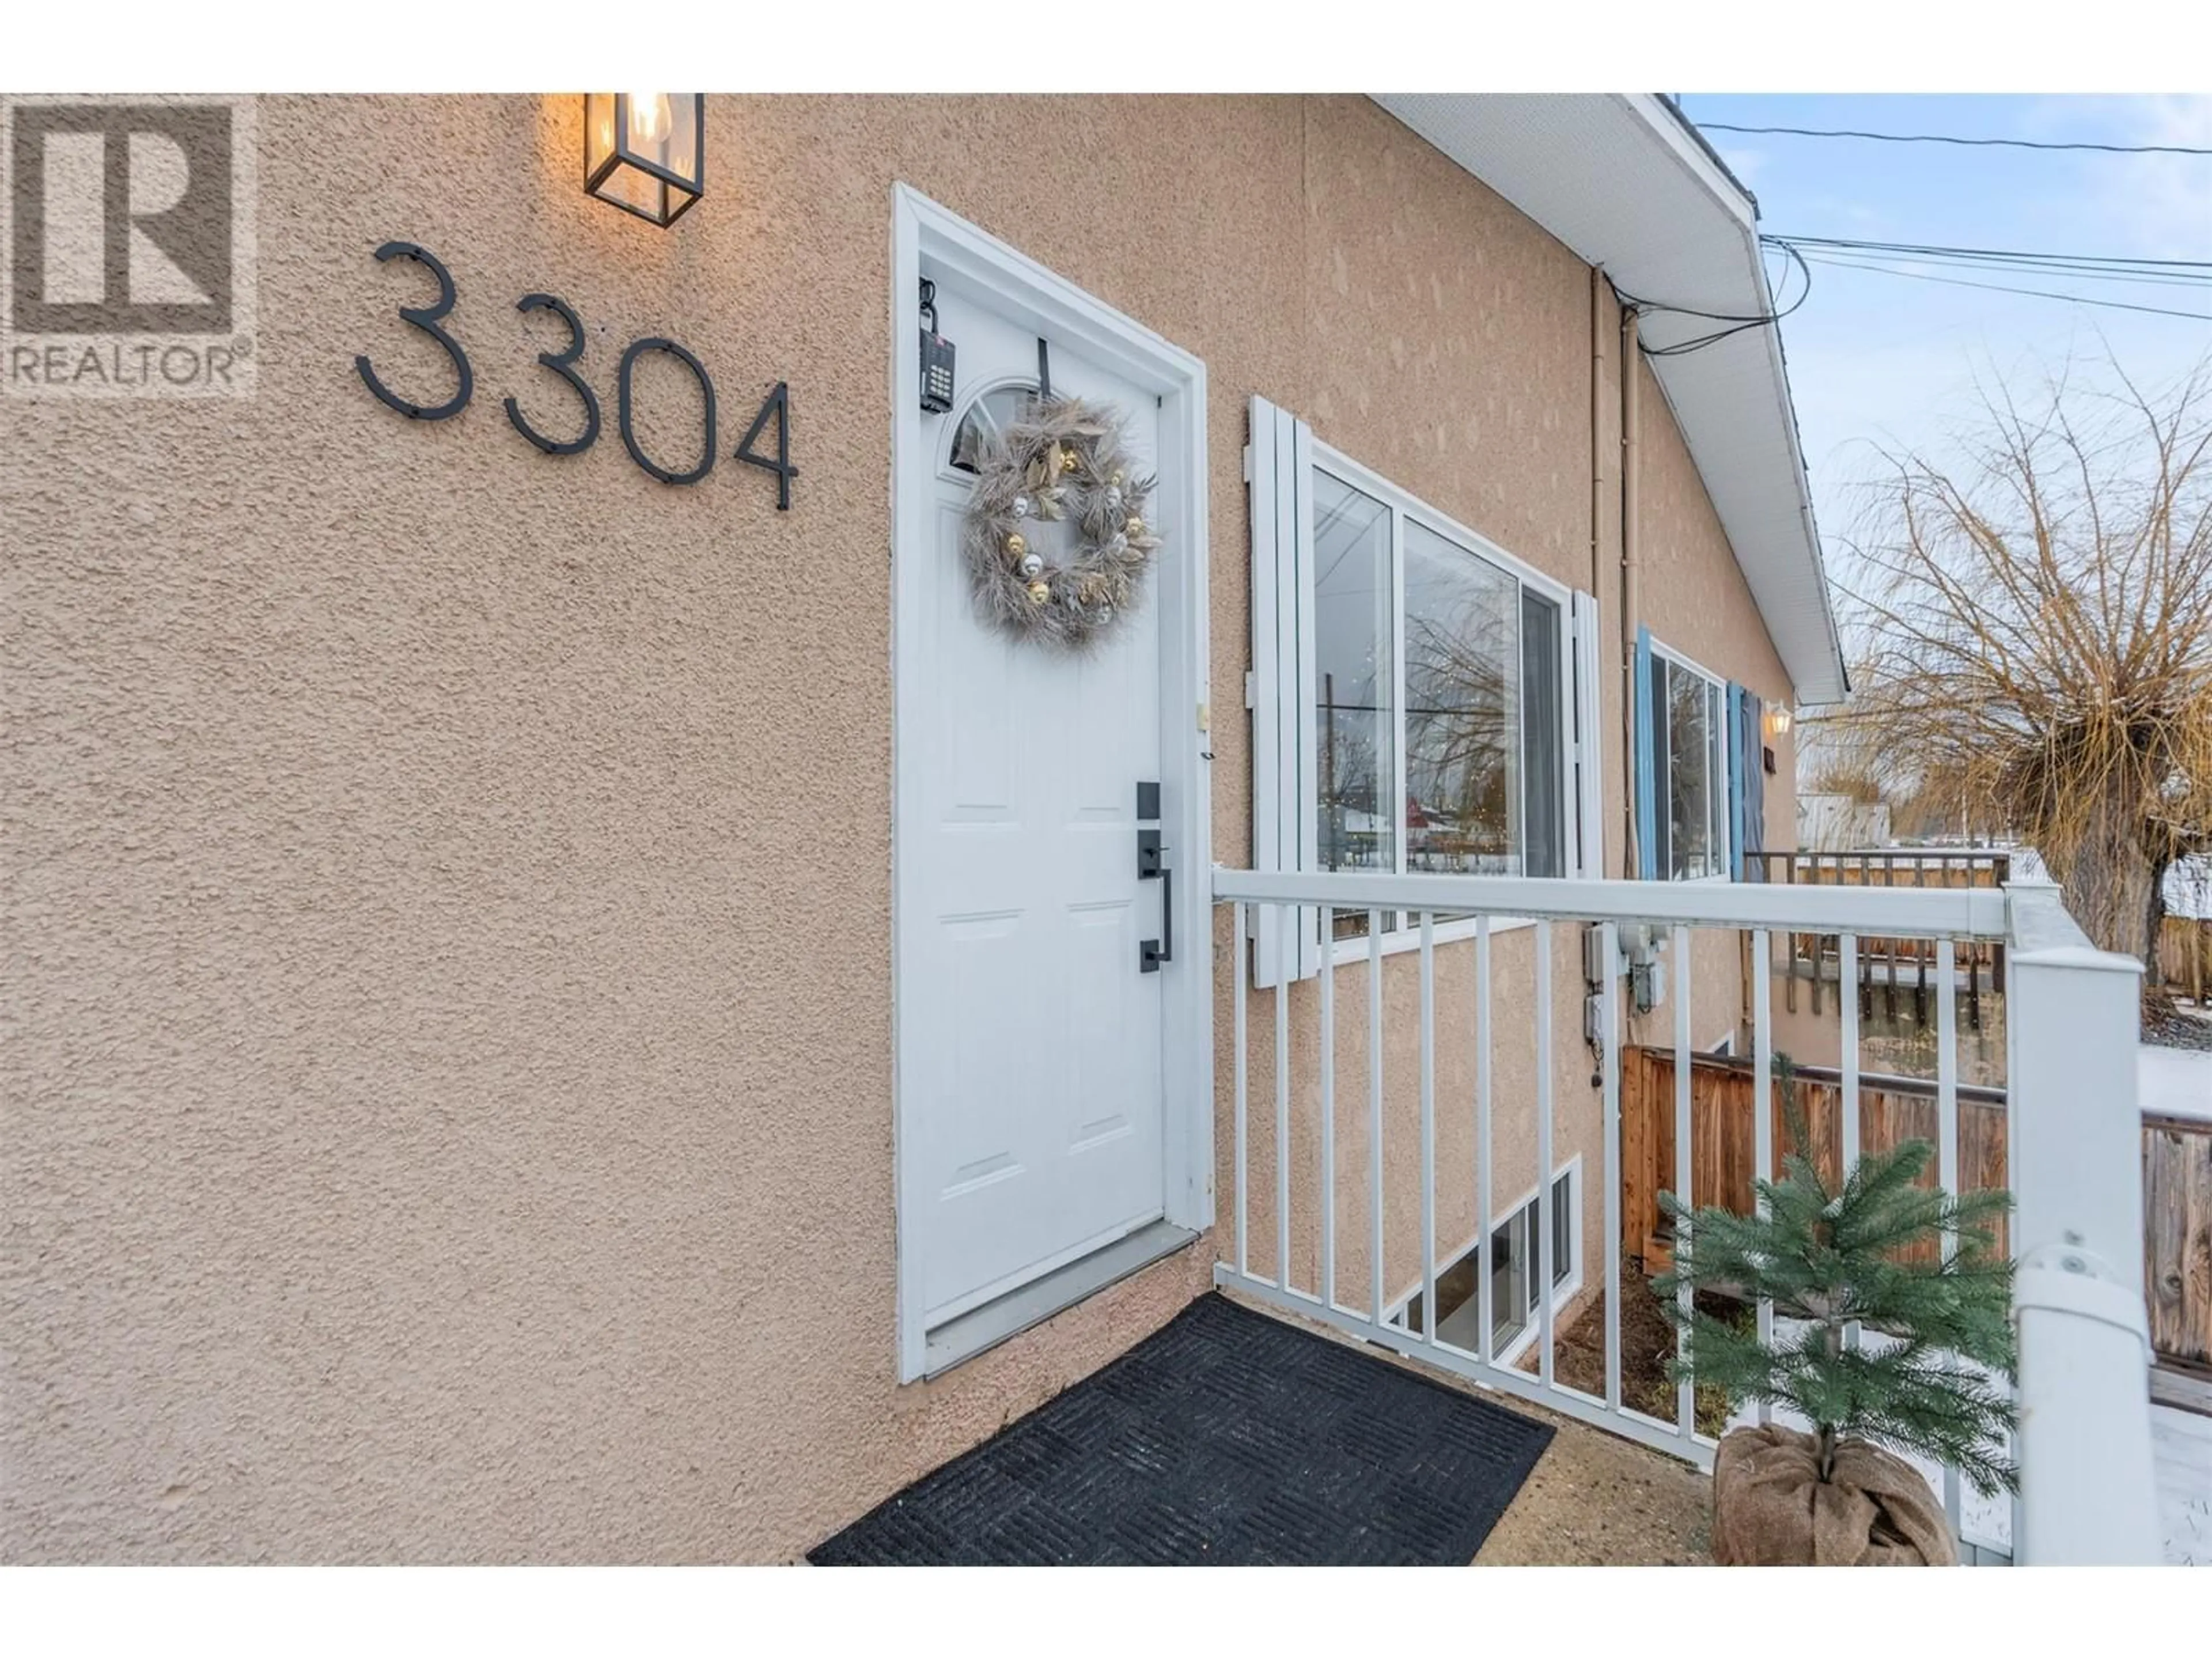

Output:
xmin=1765 ymin=702 xmax=1793 ymax=738
xmin=585 ymin=94 xmax=704 ymax=228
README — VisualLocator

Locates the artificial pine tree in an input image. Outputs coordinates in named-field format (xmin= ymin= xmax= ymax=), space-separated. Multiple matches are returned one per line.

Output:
xmin=1654 ymin=1062 xmax=2019 ymax=1498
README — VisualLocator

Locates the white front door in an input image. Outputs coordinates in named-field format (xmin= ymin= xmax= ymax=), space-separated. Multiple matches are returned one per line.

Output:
xmin=907 ymin=284 xmax=1168 ymax=1328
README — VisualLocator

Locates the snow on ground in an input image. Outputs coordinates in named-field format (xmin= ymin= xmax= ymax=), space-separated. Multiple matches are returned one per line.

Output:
xmin=2156 ymin=1404 xmax=2212 ymax=1568
xmin=2142 ymin=1044 xmax=2212 ymax=1123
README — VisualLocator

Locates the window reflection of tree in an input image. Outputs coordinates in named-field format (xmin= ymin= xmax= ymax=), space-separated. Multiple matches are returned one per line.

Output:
xmin=1320 ymin=675 xmax=1381 ymax=862
xmin=1406 ymin=602 xmax=1518 ymax=874
xmin=1314 ymin=477 xmax=1392 ymax=896
xmin=1667 ymin=664 xmax=1714 ymax=879
xmin=1320 ymin=666 xmax=1391 ymax=937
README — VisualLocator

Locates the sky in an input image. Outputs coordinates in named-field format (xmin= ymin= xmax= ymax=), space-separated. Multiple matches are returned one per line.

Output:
xmin=1672 ymin=94 xmax=2212 ymax=586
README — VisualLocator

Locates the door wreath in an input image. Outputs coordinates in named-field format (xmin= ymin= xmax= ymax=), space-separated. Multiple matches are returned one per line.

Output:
xmin=959 ymin=395 xmax=1161 ymax=648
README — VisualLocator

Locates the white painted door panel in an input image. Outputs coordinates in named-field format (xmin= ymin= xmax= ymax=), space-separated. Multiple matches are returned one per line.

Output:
xmin=911 ymin=286 xmax=1165 ymax=1323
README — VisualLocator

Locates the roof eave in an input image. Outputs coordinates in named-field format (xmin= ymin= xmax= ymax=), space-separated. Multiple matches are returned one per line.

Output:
xmin=1371 ymin=93 xmax=1849 ymax=706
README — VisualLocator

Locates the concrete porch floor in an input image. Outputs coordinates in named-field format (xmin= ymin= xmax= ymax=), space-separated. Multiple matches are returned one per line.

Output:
xmin=1472 ymin=1402 xmax=1714 ymax=1565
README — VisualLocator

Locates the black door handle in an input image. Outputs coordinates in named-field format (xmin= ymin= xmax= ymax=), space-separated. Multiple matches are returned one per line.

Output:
xmin=1141 ymin=844 xmax=1173 ymax=974
xmin=1137 ymin=781 xmax=1169 ymax=974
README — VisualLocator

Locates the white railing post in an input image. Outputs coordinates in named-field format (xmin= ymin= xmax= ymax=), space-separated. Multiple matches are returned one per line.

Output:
xmin=2005 ymin=880 xmax=2160 ymax=1566
xmin=1475 ymin=916 xmax=1494 ymax=1365
xmin=1536 ymin=922 xmax=1555 ymax=1387
xmin=1368 ymin=914 xmax=1385 ymax=1324
xmin=1671 ymin=923 xmax=1694 ymax=1439
xmin=1839 ymin=931 xmax=1862 ymax=1354
xmin=1275 ymin=953 xmax=1291 ymax=1292
xmin=1752 ymin=929 xmax=1774 ymax=1425
xmin=1599 ymin=922 xmax=1620 ymax=1410
xmin=1319 ymin=905 xmax=1335 ymax=1310
xmin=1419 ymin=910 xmax=1437 ymax=1343
xmin=1936 ymin=940 xmax=1963 ymax=1535
xmin=1234 ymin=902 xmax=1248 ymax=1279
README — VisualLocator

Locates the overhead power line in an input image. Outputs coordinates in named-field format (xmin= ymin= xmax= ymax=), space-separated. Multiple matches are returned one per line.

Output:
xmin=1619 ymin=228 xmax=2212 ymax=360
xmin=1765 ymin=233 xmax=2212 ymax=274
xmin=1790 ymin=253 xmax=2212 ymax=321
xmin=1760 ymin=234 xmax=2212 ymax=309
xmin=1697 ymin=122 xmax=2212 ymax=157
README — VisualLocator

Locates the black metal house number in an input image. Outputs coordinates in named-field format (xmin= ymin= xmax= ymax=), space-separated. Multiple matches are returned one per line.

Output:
xmin=353 ymin=240 xmax=796 ymax=508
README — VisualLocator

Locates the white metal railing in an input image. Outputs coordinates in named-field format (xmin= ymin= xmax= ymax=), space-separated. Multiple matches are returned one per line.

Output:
xmin=1210 ymin=866 xmax=2160 ymax=1566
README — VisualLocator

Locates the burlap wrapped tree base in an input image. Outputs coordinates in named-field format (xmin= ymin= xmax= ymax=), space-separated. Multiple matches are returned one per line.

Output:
xmin=1710 ymin=1424 xmax=1959 ymax=1566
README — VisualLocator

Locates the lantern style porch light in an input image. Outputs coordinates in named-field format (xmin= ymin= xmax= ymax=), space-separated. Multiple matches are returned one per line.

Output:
xmin=585 ymin=94 xmax=704 ymax=228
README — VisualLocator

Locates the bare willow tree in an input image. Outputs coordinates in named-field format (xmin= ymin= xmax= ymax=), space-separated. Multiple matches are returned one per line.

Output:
xmin=1818 ymin=353 xmax=2212 ymax=983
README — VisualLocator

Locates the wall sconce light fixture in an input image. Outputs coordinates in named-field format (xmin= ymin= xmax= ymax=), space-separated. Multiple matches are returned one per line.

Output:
xmin=585 ymin=94 xmax=704 ymax=228
xmin=1765 ymin=702 xmax=1794 ymax=738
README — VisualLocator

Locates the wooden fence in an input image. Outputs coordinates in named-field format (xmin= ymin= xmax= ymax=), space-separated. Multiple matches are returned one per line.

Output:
xmin=2144 ymin=1115 xmax=2212 ymax=1374
xmin=1744 ymin=850 xmax=2009 ymax=1029
xmin=1620 ymin=1047 xmax=2009 ymax=1267
xmin=1621 ymin=1047 xmax=2212 ymax=1376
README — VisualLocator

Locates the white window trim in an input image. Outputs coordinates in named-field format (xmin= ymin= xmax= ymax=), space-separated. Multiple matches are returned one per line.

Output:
xmin=1309 ymin=441 xmax=1586 ymax=967
xmin=1384 ymin=1154 xmax=1585 ymax=1363
xmin=1647 ymin=636 xmax=1733 ymax=887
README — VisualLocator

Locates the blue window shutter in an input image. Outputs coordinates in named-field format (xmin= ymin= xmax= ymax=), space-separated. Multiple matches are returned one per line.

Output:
xmin=1634 ymin=626 xmax=1656 ymax=881
xmin=1742 ymin=688 xmax=1767 ymax=865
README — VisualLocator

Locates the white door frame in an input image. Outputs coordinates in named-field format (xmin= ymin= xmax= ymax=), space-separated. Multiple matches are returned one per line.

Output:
xmin=890 ymin=184 xmax=1213 ymax=1384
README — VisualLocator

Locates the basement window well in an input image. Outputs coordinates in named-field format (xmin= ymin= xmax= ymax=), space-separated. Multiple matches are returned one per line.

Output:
xmin=1388 ymin=1164 xmax=1580 ymax=1361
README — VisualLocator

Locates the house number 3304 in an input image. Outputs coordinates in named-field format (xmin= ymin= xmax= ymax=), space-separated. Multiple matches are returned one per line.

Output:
xmin=352 ymin=241 xmax=796 ymax=507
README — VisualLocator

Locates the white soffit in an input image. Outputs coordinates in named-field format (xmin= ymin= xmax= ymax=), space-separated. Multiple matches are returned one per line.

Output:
xmin=1372 ymin=93 xmax=1847 ymax=706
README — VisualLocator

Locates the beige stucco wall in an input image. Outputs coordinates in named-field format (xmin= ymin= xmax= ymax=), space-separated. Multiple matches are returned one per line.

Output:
xmin=1635 ymin=353 xmax=1797 ymax=847
xmin=1230 ymin=203 xmax=1801 ymax=1347
xmin=1225 ymin=101 xmax=1612 ymax=1323
xmin=1615 ymin=351 xmax=1796 ymax=1065
xmin=2 ymin=94 xmax=1799 ymax=1562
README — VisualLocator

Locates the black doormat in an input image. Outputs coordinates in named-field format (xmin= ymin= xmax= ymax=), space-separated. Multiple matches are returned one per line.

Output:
xmin=809 ymin=1292 xmax=1554 ymax=1565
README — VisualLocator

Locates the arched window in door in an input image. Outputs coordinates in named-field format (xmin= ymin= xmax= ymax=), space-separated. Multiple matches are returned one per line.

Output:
xmin=946 ymin=382 xmax=1035 ymax=476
